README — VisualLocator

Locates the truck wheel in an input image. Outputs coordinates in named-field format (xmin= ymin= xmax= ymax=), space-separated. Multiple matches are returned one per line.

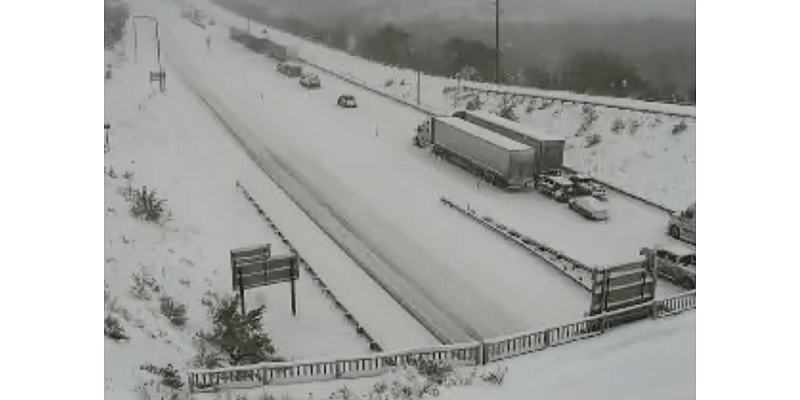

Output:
xmin=669 ymin=225 xmax=681 ymax=239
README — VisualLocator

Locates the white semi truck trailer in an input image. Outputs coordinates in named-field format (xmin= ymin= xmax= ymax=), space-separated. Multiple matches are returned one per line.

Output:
xmin=415 ymin=116 xmax=537 ymax=189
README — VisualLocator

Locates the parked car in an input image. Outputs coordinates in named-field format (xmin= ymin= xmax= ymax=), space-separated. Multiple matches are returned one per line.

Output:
xmin=299 ymin=73 xmax=321 ymax=88
xmin=653 ymin=245 xmax=696 ymax=289
xmin=569 ymin=174 xmax=608 ymax=201
xmin=536 ymin=175 xmax=574 ymax=201
xmin=276 ymin=62 xmax=303 ymax=77
xmin=568 ymin=196 xmax=609 ymax=221
xmin=337 ymin=94 xmax=357 ymax=108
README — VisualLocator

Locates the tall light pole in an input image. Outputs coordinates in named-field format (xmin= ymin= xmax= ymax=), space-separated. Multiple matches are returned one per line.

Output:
xmin=495 ymin=0 xmax=501 ymax=84
xmin=132 ymin=15 xmax=162 ymax=71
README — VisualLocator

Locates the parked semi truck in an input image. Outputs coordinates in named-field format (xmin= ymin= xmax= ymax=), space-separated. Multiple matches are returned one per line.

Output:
xmin=452 ymin=110 xmax=565 ymax=174
xmin=414 ymin=116 xmax=537 ymax=188
xmin=668 ymin=202 xmax=696 ymax=245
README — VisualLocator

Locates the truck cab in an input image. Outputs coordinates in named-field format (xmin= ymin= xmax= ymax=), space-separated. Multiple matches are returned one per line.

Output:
xmin=668 ymin=203 xmax=696 ymax=244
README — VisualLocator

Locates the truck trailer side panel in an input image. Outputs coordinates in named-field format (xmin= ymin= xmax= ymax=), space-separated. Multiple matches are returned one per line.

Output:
xmin=433 ymin=119 xmax=513 ymax=178
xmin=455 ymin=111 xmax=565 ymax=173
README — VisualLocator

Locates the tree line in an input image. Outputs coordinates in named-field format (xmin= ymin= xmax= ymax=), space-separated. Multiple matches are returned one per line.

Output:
xmin=212 ymin=1 xmax=694 ymax=104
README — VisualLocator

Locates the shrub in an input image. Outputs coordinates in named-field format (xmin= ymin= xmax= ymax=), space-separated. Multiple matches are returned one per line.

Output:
xmin=197 ymin=295 xmax=280 ymax=366
xmin=672 ymin=119 xmax=688 ymax=135
xmin=611 ymin=118 xmax=626 ymax=134
xmin=140 ymin=363 xmax=184 ymax=390
xmin=129 ymin=186 xmax=169 ymax=223
xmin=585 ymin=133 xmax=603 ymax=147
xmin=496 ymin=102 xmax=519 ymax=122
xmin=465 ymin=95 xmax=483 ymax=111
xmin=160 ymin=295 xmax=188 ymax=327
xmin=105 ymin=314 xmax=128 ymax=341
xmin=130 ymin=269 xmax=161 ymax=300
xmin=410 ymin=357 xmax=454 ymax=385
xmin=106 ymin=166 xmax=117 ymax=179
xmin=480 ymin=365 xmax=508 ymax=385
xmin=628 ymin=119 xmax=642 ymax=135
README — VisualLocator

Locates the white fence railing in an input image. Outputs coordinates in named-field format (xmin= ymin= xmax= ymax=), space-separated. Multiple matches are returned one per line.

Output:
xmin=188 ymin=291 xmax=695 ymax=393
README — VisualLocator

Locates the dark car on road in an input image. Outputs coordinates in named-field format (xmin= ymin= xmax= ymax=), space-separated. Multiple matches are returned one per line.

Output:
xmin=337 ymin=94 xmax=357 ymax=108
xmin=299 ymin=73 xmax=321 ymax=88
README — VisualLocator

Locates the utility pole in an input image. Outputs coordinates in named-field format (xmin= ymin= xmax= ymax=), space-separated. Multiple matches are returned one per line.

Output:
xmin=495 ymin=0 xmax=501 ymax=84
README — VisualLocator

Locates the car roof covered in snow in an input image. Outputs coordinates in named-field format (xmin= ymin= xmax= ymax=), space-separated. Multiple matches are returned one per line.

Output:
xmin=571 ymin=196 xmax=606 ymax=211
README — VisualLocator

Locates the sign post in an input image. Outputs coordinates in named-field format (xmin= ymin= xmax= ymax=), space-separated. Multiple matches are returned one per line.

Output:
xmin=230 ymin=245 xmax=299 ymax=316
xmin=104 ymin=123 xmax=111 ymax=153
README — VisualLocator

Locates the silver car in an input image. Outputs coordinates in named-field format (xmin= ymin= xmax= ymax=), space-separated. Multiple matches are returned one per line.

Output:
xmin=568 ymin=196 xmax=609 ymax=221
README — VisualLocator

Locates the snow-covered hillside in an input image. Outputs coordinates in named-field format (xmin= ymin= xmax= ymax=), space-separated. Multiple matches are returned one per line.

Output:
xmin=193 ymin=0 xmax=695 ymax=210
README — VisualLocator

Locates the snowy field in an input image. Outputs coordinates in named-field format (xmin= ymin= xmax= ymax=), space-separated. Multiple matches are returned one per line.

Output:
xmin=188 ymin=0 xmax=695 ymax=211
xmin=105 ymin=31 xmax=438 ymax=399
xmin=194 ymin=311 xmax=696 ymax=400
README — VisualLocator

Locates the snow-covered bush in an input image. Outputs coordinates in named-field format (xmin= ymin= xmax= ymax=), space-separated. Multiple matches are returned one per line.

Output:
xmin=480 ymin=365 xmax=508 ymax=385
xmin=585 ymin=133 xmax=603 ymax=147
xmin=159 ymin=295 xmax=188 ymax=327
xmin=611 ymin=117 xmax=626 ymax=134
xmin=496 ymin=101 xmax=519 ymax=121
xmin=129 ymin=186 xmax=170 ymax=223
xmin=140 ymin=363 xmax=184 ymax=390
xmin=465 ymin=95 xmax=483 ymax=111
xmin=105 ymin=314 xmax=128 ymax=341
xmin=197 ymin=295 xmax=281 ymax=366
xmin=628 ymin=118 xmax=642 ymax=135
xmin=672 ymin=119 xmax=688 ymax=135
xmin=409 ymin=357 xmax=454 ymax=385
xmin=130 ymin=269 xmax=161 ymax=300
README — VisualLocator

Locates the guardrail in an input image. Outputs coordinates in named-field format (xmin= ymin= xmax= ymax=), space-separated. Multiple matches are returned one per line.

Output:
xmin=187 ymin=292 xmax=695 ymax=392
xmin=655 ymin=290 xmax=696 ymax=317
xmin=188 ymin=342 xmax=481 ymax=392
xmin=440 ymin=197 xmax=593 ymax=290
xmin=235 ymin=181 xmax=383 ymax=353
xmin=454 ymin=85 xmax=696 ymax=119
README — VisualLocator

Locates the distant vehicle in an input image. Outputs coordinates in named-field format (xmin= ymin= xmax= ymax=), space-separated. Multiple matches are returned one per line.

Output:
xmin=276 ymin=62 xmax=303 ymax=77
xmin=569 ymin=196 xmax=609 ymax=221
xmin=299 ymin=73 xmax=321 ymax=88
xmin=668 ymin=202 xmax=696 ymax=245
xmin=569 ymin=174 xmax=608 ymax=201
xmin=452 ymin=110 xmax=565 ymax=175
xmin=414 ymin=116 xmax=537 ymax=189
xmin=337 ymin=94 xmax=357 ymax=108
xmin=653 ymin=245 xmax=696 ymax=289
xmin=180 ymin=7 xmax=194 ymax=18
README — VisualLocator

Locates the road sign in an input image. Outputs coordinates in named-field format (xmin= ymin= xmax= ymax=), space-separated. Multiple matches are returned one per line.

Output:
xmin=230 ymin=245 xmax=299 ymax=315
xmin=589 ymin=255 xmax=657 ymax=328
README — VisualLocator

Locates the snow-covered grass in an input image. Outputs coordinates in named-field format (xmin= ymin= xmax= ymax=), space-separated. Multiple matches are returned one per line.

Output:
xmin=187 ymin=0 xmax=695 ymax=211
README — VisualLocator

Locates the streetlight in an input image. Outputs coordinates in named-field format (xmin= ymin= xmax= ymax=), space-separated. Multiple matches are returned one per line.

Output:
xmin=132 ymin=15 xmax=166 ymax=93
xmin=494 ymin=0 xmax=501 ymax=84
xmin=132 ymin=15 xmax=162 ymax=70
